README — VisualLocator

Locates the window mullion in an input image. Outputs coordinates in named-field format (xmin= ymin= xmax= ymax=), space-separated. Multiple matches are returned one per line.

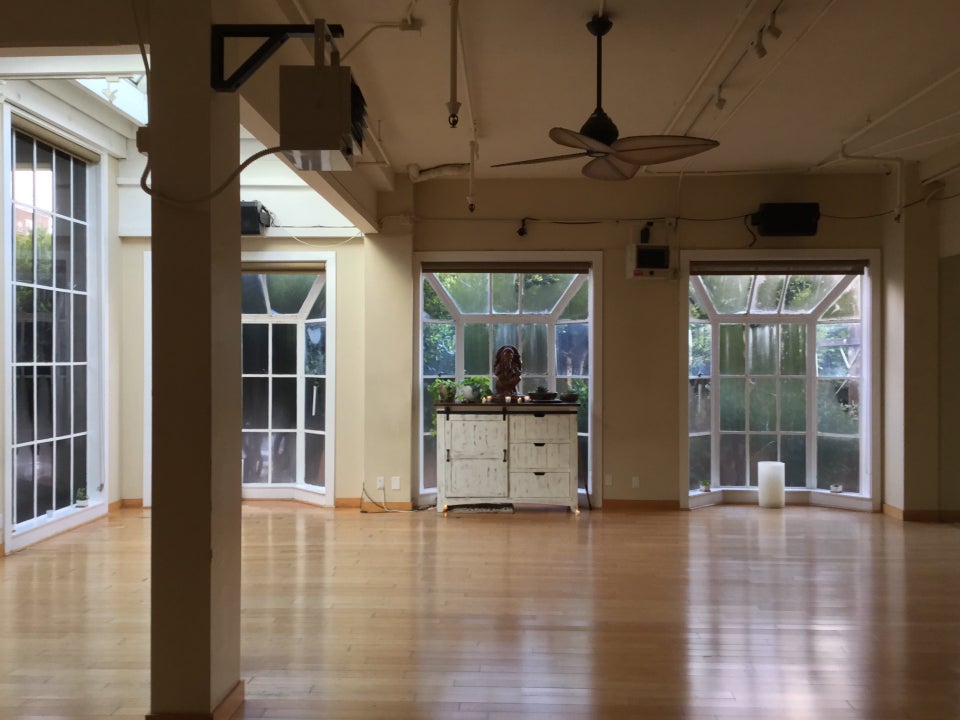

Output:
xmin=806 ymin=314 xmax=817 ymax=489
xmin=296 ymin=321 xmax=305 ymax=486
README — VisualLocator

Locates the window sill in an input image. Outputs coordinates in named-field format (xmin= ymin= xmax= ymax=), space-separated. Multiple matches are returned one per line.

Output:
xmin=6 ymin=500 xmax=107 ymax=554
xmin=688 ymin=487 xmax=873 ymax=512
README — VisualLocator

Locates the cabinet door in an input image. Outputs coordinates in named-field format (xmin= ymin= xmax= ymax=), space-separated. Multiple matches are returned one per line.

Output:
xmin=449 ymin=416 xmax=507 ymax=459
xmin=449 ymin=460 xmax=508 ymax=497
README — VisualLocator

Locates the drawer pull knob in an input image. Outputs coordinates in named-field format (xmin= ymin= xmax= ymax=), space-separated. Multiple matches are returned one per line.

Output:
xmin=534 ymin=442 xmax=545 ymax=447
xmin=534 ymin=412 xmax=546 ymax=418
xmin=503 ymin=449 xmax=507 ymax=462
xmin=534 ymin=471 xmax=546 ymax=476
xmin=446 ymin=448 xmax=450 ymax=462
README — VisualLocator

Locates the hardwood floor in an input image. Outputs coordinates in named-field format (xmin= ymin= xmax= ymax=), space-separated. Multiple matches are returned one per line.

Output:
xmin=1 ymin=502 xmax=959 ymax=719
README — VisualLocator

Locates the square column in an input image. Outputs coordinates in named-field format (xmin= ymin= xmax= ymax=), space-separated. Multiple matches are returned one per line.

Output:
xmin=146 ymin=1 xmax=242 ymax=716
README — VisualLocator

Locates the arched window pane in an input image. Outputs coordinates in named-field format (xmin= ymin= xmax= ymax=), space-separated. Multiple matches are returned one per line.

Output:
xmin=266 ymin=274 xmax=314 ymax=314
xmin=702 ymin=275 xmax=751 ymax=314
xmin=492 ymin=273 xmax=519 ymax=314
xmin=783 ymin=275 xmax=842 ymax=313
xmin=423 ymin=279 xmax=451 ymax=320
xmin=751 ymin=275 xmax=785 ymax=312
xmin=521 ymin=273 xmax=574 ymax=313
xmin=241 ymin=275 xmax=267 ymax=313
xmin=438 ymin=272 xmax=488 ymax=313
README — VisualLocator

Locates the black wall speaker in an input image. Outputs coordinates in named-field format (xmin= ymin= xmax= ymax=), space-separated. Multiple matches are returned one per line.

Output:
xmin=240 ymin=201 xmax=271 ymax=235
xmin=750 ymin=202 xmax=820 ymax=236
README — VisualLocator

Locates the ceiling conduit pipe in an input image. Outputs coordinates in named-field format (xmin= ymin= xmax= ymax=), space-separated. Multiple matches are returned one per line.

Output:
xmin=840 ymin=145 xmax=906 ymax=222
xmin=661 ymin=0 xmax=761 ymax=135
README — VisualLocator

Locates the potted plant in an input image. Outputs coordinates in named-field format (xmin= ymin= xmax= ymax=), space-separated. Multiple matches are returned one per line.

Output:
xmin=528 ymin=384 xmax=557 ymax=401
xmin=699 ymin=479 xmax=711 ymax=493
xmin=428 ymin=377 xmax=458 ymax=404
xmin=458 ymin=375 xmax=491 ymax=403
xmin=75 ymin=487 xmax=89 ymax=507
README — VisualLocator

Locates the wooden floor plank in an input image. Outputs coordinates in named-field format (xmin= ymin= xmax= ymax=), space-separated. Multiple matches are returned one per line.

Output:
xmin=0 ymin=503 xmax=959 ymax=719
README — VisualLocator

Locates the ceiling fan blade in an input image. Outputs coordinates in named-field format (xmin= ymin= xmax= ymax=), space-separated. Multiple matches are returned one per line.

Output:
xmin=549 ymin=127 xmax=613 ymax=155
xmin=581 ymin=155 xmax=640 ymax=181
xmin=491 ymin=152 xmax=587 ymax=168
xmin=611 ymin=135 xmax=719 ymax=166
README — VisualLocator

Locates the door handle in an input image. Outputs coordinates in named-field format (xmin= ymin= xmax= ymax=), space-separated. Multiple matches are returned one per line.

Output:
xmin=502 ymin=448 xmax=507 ymax=462
xmin=446 ymin=448 xmax=450 ymax=462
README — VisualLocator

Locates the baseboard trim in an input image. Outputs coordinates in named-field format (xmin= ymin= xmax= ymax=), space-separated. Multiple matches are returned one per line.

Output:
xmin=121 ymin=498 xmax=144 ymax=509
xmin=882 ymin=504 xmax=903 ymax=520
xmin=0 ymin=543 xmax=4 ymax=556
xmin=360 ymin=500 xmax=414 ymax=512
xmin=903 ymin=509 xmax=949 ymax=523
xmin=336 ymin=497 xmax=362 ymax=508
xmin=601 ymin=499 xmax=681 ymax=511
xmin=146 ymin=679 xmax=244 ymax=720
xmin=213 ymin=680 xmax=244 ymax=720
xmin=109 ymin=499 xmax=122 ymax=513
xmin=883 ymin=505 xmax=960 ymax=523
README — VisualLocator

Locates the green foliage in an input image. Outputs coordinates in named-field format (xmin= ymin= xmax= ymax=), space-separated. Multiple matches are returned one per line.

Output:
xmin=423 ymin=323 xmax=455 ymax=375
xmin=458 ymin=375 xmax=491 ymax=403
xmin=688 ymin=323 xmax=711 ymax=376
xmin=428 ymin=378 xmax=457 ymax=403
xmin=75 ymin=486 xmax=87 ymax=501
xmin=570 ymin=378 xmax=589 ymax=433
xmin=422 ymin=279 xmax=452 ymax=319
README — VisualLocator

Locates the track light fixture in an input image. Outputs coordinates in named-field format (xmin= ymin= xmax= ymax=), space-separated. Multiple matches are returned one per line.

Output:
xmin=715 ymin=85 xmax=727 ymax=110
xmin=766 ymin=10 xmax=783 ymax=39
xmin=754 ymin=27 xmax=767 ymax=58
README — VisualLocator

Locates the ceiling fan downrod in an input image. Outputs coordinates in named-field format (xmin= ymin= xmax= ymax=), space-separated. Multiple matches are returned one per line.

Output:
xmin=580 ymin=14 xmax=618 ymax=149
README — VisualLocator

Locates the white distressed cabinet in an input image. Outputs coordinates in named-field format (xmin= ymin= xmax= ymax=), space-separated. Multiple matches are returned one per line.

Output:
xmin=436 ymin=404 xmax=579 ymax=512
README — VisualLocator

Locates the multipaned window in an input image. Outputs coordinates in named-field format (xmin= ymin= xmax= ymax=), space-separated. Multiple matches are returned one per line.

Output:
xmin=421 ymin=272 xmax=591 ymax=492
xmin=241 ymin=273 xmax=327 ymax=487
xmin=689 ymin=273 xmax=864 ymax=493
xmin=11 ymin=130 xmax=88 ymax=523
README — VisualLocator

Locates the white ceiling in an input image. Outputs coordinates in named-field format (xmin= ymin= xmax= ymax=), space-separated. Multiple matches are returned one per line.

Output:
xmin=297 ymin=0 xmax=960 ymax=182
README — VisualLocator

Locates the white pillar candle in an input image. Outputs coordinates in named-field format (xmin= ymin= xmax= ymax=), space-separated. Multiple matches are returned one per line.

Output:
xmin=757 ymin=461 xmax=785 ymax=508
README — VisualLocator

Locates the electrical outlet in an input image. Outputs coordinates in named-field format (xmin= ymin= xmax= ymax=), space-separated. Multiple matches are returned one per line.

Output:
xmin=631 ymin=476 xmax=640 ymax=489
xmin=604 ymin=473 xmax=613 ymax=487
xmin=376 ymin=476 xmax=385 ymax=489
xmin=390 ymin=476 xmax=401 ymax=490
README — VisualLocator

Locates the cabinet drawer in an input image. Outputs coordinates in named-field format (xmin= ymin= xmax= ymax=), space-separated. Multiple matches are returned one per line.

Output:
xmin=509 ymin=442 xmax=570 ymax=471
xmin=509 ymin=414 xmax=572 ymax=443
xmin=449 ymin=460 xmax=508 ymax=497
xmin=510 ymin=472 xmax=571 ymax=498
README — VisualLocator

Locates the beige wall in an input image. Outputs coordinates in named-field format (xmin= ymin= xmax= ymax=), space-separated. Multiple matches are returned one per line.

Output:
xmin=938 ymin=174 xmax=960 ymax=515
xmin=412 ymin=174 xmax=888 ymax=500
xmin=118 ymin=237 xmax=150 ymax=501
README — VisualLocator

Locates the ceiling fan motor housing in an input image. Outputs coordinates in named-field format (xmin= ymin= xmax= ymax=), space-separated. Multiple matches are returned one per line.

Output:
xmin=580 ymin=107 xmax=619 ymax=148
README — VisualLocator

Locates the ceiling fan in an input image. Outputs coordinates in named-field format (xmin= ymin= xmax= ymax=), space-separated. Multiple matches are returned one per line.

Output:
xmin=492 ymin=14 xmax=719 ymax=180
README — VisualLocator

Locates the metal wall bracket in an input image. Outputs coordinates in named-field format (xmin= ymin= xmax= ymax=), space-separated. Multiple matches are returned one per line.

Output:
xmin=210 ymin=21 xmax=343 ymax=92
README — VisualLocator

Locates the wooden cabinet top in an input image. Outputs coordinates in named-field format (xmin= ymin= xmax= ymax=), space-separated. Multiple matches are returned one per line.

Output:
xmin=435 ymin=402 xmax=579 ymax=416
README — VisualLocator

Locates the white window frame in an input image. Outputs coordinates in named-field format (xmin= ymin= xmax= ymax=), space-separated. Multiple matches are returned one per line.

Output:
xmin=239 ymin=250 xmax=336 ymax=507
xmin=678 ymin=248 xmax=882 ymax=513
xmin=414 ymin=250 xmax=603 ymax=509
xmin=2 ymin=102 xmax=109 ymax=553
